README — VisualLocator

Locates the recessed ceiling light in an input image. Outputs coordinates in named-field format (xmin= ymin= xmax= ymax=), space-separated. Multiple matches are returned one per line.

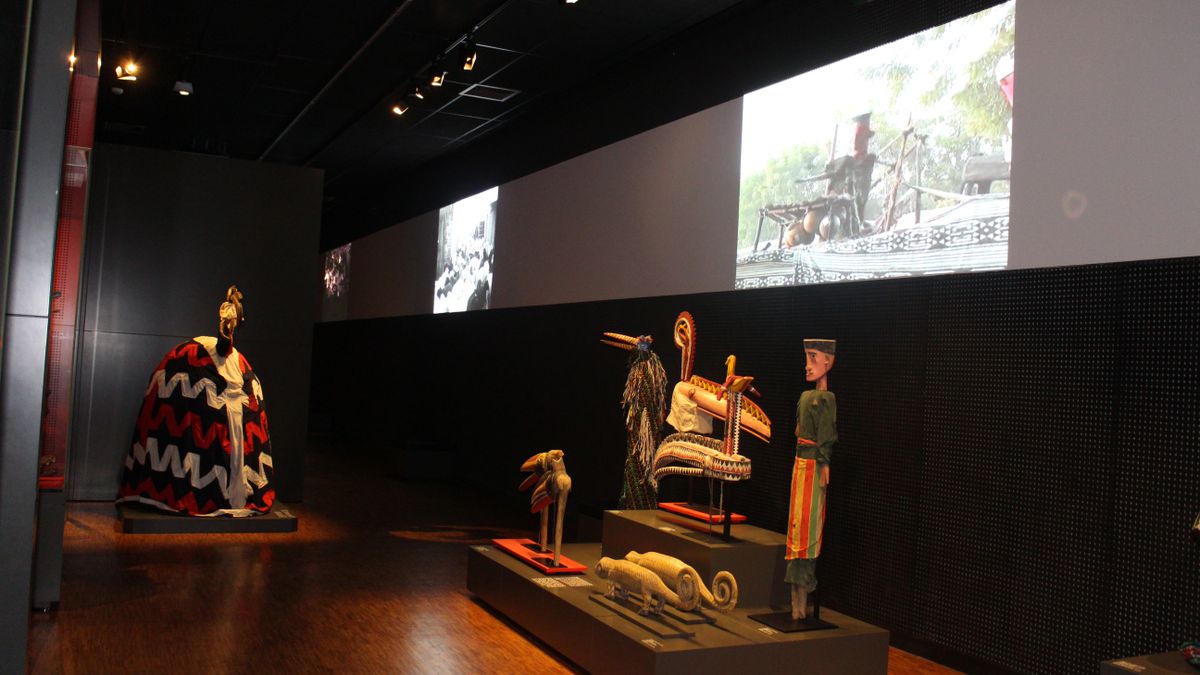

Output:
xmin=391 ymin=102 xmax=409 ymax=116
xmin=174 ymin=80 xmax=194 ymax=96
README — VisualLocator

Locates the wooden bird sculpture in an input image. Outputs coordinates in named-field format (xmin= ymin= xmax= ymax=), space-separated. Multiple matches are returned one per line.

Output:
xmin=720 ymin=355 xmax=760 ymax=398
xmin=519 ymin=450 xmax=572 ymax=567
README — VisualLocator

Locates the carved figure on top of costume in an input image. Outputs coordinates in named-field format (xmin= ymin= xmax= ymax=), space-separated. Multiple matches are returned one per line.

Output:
xmin=601 ymin=332 xmax=668 ymax=510
xmin=117 ymin=286 xmax=274 ymax=517
xmin=785 ymin=339 xmax=837 ymax=620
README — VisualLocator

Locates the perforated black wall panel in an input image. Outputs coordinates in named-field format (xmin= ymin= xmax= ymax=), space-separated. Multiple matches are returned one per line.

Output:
xmin=311 ymin=256 xmax=1200 ymax=675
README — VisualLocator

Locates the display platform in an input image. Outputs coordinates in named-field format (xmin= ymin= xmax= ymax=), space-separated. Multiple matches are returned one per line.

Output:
xmin=658 ymin=502 xmax=747 ymax=524
xmin=1101 ymin=651 xmax=1196 ymax=674
xmin=467 ymin=542 xmax=888 ymax=675
xmin=492 ymin=537 xmax=588 ymax=574
xmin=601 ymin=509 xmax=788 ymax=608
xmin=117 ymin=504 xmax=298 ymax=534
xmin=748 ymin=610 xmax=837 ymax=633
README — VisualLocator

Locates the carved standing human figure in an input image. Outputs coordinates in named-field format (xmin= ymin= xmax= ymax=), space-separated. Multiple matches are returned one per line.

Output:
xmin=785 ymin=339 xmax=837 ymax=620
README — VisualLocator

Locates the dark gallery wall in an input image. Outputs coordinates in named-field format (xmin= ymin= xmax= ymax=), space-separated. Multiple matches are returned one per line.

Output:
xmin=69 ymin=143 xmax=322 ymax=503
xmin=312 ymin=254 xmax=1200 ymax=675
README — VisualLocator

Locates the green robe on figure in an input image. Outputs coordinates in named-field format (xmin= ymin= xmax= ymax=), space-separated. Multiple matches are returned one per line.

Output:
xmin=784 ymin=388 xmax=837 ymax=590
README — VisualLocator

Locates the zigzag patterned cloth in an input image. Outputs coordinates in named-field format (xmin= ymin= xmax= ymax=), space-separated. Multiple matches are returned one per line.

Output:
xmin=117 ymin=337 xmax=274 ymax=516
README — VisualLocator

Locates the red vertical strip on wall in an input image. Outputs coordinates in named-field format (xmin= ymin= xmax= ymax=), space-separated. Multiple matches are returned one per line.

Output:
xmin=38 ymin=1 xmax=98 ymax=492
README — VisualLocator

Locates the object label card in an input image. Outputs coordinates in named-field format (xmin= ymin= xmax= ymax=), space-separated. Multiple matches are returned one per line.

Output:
xmin=757 ymin=627 xmax=778 ymax=636
xmin=530 ymin=577 xmax=565 ymax=589
xmin=557 ymin=576 xmax=593 ymax=587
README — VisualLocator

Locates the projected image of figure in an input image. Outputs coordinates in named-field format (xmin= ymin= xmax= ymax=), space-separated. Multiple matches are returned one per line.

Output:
xmin=320 ymin=243 xmax=351 ymax=322
xmin=434 ymin=187 xmax=498 ymax=313
xmin=736 ymin=1 xmax=1014 ymax=289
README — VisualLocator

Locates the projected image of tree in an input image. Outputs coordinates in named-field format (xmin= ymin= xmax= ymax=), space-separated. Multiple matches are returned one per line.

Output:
xmin=736 ymin=2 xmax=1014 ymax=288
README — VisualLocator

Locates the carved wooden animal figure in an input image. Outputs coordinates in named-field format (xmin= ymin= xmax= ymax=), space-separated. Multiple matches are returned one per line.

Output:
xmin=594 ymin=557 xmax=699 ymax=615
xmin=519 ymin=450 xmax=572 ymax=566
xmin=624 ymin=551 xmax=738 ymax=612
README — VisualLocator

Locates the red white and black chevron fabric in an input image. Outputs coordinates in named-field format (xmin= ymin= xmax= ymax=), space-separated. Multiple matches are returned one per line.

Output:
xmin=117 ymin=338 xmax=274 ymax=516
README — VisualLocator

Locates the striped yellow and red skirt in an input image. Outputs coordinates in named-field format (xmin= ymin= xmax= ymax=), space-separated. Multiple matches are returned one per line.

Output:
xmin=785 ymin=456 xmax=825 ymax=562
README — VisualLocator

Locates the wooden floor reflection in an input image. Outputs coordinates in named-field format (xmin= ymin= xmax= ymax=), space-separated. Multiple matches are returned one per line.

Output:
xmin=28 ymin=440 xmax=958 ymax=674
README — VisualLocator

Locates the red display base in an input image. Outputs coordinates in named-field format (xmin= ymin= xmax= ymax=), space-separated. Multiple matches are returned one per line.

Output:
xmin=658 ymin=502 xmax=747 ymax=524
xmin=492 ymin=538 xmax=587 ymax=574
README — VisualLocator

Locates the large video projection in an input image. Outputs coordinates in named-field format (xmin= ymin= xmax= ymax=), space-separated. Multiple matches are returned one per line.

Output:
xmin=434 ymin=186 xmax=498 ymax=313
xmin=736 ymin=1 xmax=1014 ymax=289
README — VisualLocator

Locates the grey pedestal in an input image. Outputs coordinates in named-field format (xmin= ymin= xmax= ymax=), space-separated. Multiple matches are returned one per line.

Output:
xmin=117 ymin=504 xmax=298 ymax=533
xmin=1101 ymin=651 xmax=1195 ymax=674
xmin=467 ymin=542 xmax=888 ymax=675
xmin=601 ymin=509 xmax=789 ymax=609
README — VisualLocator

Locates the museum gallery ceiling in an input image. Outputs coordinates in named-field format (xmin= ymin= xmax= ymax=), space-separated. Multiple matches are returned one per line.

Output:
xmin=95 ymin=0 xmax=750 ymax=242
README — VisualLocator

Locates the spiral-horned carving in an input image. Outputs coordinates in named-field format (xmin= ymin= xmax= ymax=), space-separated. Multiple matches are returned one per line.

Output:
xmin=674 ymin=311 xmax=696 ymax=381
xmin=624 ymin=551 xmax=739 ymax=612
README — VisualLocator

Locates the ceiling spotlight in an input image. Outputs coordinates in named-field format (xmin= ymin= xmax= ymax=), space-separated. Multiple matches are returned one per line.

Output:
xmin=116 ymin=61 xmax=138 ymax=81
xmin=68 ymin=52 xmax=76 ymax=72
xmin=391 ymin=102 xmax=409 ymax=116
xmin=560 ymin=0 xmax=579 ymax=3
xmin=430 ymin=69 xmax=447 ymax=87
xmin=412 ymin=86 xmax=424 ymax=100
xmin=461 ymin=39 xmax=477 ymax=71
xmin=174 ymin=80 xmax=194 ymax=96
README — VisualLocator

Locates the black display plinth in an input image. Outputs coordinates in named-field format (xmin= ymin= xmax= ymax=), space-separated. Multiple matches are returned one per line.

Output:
xmin=1100 ymin=652 xmax=1195 ymax=674
xmin=117 ymin=504 xmax=298 ymax=534
xmin=748 ymin=610 xmax=837 ymax=633
xmin=467 ymin=542 xmax=888 ymax=675
xmin=601 ymin=509 xmax=788 ymax=609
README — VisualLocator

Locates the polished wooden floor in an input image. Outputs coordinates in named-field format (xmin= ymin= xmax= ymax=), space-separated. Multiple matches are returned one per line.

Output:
xmin=28 ymin=440 xmax=959 ymax=674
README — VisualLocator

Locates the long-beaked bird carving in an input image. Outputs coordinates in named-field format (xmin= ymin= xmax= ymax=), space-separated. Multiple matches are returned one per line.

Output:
xmin=601 ymin=331 xmax=667 ymax=509
xmin=519 ymin=450 xmax=572 ymax=566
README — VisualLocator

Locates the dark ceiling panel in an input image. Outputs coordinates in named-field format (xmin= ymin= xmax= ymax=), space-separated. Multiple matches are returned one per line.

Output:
xmin=472 ymin=0 xmax=556 ymax=54
xmin=411 ymin=112 xmax=490 ymax=140
xmin=277 ymin=0 xmax=397 ymax=62
xmin=95 ymin=0 xmax=758 ymax=242
xmin=381 ymin=0 xmax=507 ymax=40
xmin=199 ymin=0 xmax=295 ymax=61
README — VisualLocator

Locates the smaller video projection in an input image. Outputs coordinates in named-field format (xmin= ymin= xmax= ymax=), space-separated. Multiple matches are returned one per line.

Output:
xmin=736 ymin=1 xmax=1013 ymax=288
xmin=434 ymin=186 xmax=497 ymax=313
xmin=323 ymin=243 xmax=351 ymax=299
xmin=320 ymin=242 xmax=351 ymax=322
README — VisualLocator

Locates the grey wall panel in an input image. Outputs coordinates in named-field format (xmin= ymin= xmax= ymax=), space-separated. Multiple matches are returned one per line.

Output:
xmin=83 ymin=144 xmax=322 ymax=340
xmin=345 ymin=210 xmax=437 ymax=319
xmin=1009 ymin=0 xmax=1200 ymax=270
xmin=68 ymin=330 xmax=182 ymax=500
xmin=71 ymin=144 xmax=320 ymax=503
xmin=5 ymin=0 xmax=71 ymax=319
xmin=494 ymin=99 xmax=740 ymax=309
xmin=0 ymin=315 xmax=47 ymax=666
